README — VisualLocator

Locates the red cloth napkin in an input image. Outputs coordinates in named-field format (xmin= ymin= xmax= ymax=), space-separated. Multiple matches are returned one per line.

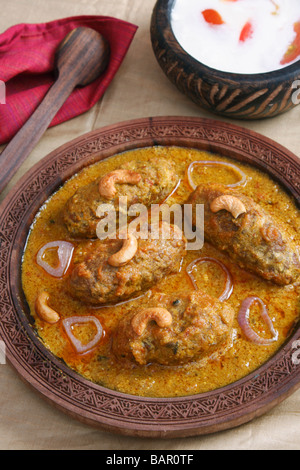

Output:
xmin=0 ymin=15 xmax=138 ymax=145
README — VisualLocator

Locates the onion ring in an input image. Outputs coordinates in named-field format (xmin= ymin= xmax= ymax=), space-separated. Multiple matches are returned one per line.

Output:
xmin=62 ymin=316 xmax=103 ymax=354
xmin=238 ymin=296 xmax=278 ymax=345
xmin=36 ymin=241 xmax=74 ymax=277
xmin=186 ymin=256 xmax=233 ymax=301
xmin=162 ymin=179 xmax=181 ymax=202
xmin=187 ymin=161 xmax=247 ymax=190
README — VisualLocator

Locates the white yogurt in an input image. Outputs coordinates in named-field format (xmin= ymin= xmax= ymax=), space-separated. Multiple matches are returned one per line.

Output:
xmin=171 ymin=0 xmax=300 ymax=74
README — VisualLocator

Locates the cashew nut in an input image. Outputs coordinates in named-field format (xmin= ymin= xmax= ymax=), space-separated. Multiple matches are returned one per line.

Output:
xmin=131 ymin=308 xmax=173 ymax=336
xmin=210 ymin=195 xmax=246 ymax=219
xmin=108 ymin=233 xmax=138 ymax=267
xmin=98 ymin=169 xmax=142 ymax=199
xmin=35 ymin=291 xmax=60 ymax=324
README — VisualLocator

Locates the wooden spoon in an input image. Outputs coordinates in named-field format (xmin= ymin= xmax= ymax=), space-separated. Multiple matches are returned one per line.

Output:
xmin=0 ymin=27 xmax=110 ymax=193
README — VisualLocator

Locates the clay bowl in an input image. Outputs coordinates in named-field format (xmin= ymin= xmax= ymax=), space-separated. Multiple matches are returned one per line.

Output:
xmin=0 ymin=116 xmax=299 ymax=438
xmin=150 ymin=0 xmax=300 ymax=120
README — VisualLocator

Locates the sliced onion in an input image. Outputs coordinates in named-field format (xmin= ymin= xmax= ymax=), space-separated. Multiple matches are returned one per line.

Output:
xmin=62 ymin=316 xmax=103 ymax=354
xmin=36 ymin=241 xmax=74 ymax=278
xmin=238 ymin=297 xmax=278 ymax=345
xmin=186 ymin=256 xmax=233 ymax=301
xmin=187 ymin=161 xmax=247 ymax=190
xmin=162 ymin=179 xmax=181 ymax=202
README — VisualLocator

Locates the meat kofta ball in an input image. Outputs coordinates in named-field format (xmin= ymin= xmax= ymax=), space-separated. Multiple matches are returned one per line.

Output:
xmin=68 ymin=222 xmax=186 ymax=305
xmin=63 ymin=157 xmax=178 ymax=239
xmin=187 ymin=183 xmax=300 ymax=285
xmin=111 ymin=290 xmax=235 ymax=366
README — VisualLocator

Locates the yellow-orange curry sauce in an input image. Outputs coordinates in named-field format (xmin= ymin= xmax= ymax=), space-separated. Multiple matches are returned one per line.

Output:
xmin=21 ymin=147 xmax=300 ymax=397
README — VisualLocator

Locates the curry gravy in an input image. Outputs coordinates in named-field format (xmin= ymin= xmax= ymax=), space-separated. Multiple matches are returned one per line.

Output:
xmin=21 ymin=147 xmax=300 ymax=398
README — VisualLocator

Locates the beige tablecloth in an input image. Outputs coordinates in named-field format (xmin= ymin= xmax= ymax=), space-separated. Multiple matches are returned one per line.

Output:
xmin=0 ymin=0 xmax=299 ymax=450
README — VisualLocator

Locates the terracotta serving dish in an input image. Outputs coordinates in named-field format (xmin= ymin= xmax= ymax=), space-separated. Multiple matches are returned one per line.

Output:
xmin=150 ymin=0 xmax=300 ymax=120
xmin=0 ymin=116 xmax=299 ymax=438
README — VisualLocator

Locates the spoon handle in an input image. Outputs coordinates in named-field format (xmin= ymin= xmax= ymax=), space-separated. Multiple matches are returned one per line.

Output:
xmin=0 ymin=74 xmax=78 ymax=193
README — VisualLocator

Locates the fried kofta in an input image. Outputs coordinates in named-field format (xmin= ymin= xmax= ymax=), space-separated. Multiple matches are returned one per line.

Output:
xmin=111 ymin=290 xmax=235 ymax=366
xmin=187 ymin=183 xmax=300 ymax=285
xmin=63 ymin=157 xmax=178 ymax=238
xmin=68 ymin=222 xmax=186 ymax=305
